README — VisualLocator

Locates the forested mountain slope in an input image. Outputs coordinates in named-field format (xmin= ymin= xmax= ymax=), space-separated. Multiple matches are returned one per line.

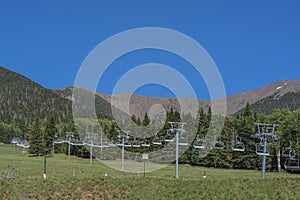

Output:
xmin=0 ymin=66 xmax=72 ymax=129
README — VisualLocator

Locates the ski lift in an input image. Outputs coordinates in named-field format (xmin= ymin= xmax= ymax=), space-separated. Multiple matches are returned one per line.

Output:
xmin=213 ymin=136 xmax=224 ymax=150
xmin=141 ymin=137 xmax=151 ymax=147
xmin=193 ymin=135 xmax=206 ymax=149
xmin=11 ymin=137 xmax=21 ymax=144
xmin=282 ymin=141 xmax=296 ymax=158
xmin=102 ymin=140 xmax=110 ymax=148
xmin=16 ymin=141 xmax=23 ymax=147
xmin=71 ymin=139 xmax=84 ymax=146
xmin=152 ymin=133 xmax=163 ymax=145
xmin=256 ymin=123 xmax=276 ymax=135
xmin=231 ymin=136 xmax=245 ymax=152
xmin=169 ymin=122 xmax=186 ymax=131
xmin=23 ymin=140 xmax=30 ymax=148
xmin=282 ymin=147 xmax=291 ymax=157
xmin=115 ymin=137 xmax=124 ymax=147
xmin=116 ymin=138 xmax=123 ymax=147
xmin=54 ymin=138 xmax=64 ymax=144
xmin=288 ymin=148 xmax=297 ymax=159
xmin=255 ymin=142 xmax=269 ymax=156
xmin=18 ymin=140 xmax=30 ymax=148
xmin=164 ymin=130 xmax=175 ymax=142
xmin=284 ymin=158 xmax=300 ymax=170
xmin=178 ymin=132 xmax=188 ymax=146
xmin=116 ymin=131 xmax=130 ymax=147
xmin=131 ymin=137 xmax=141 ymax=148
xmin=124 ymin=139 xmax=132 ymax=147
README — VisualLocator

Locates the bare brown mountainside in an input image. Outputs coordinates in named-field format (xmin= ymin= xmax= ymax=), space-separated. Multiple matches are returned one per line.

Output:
xmin=2 ymin=66 xmax=298 ymax=129
xmin=97 ymin=79 xmax=300 ymax=118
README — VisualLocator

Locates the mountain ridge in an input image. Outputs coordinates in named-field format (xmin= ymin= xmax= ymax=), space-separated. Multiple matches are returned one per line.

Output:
xmin=96 ymin=79 xmax=300 ymax=118
xmin=0 ymin=66 xmax=299 ymax=126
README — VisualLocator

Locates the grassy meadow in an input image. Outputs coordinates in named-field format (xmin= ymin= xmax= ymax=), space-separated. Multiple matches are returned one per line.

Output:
xmin=0 ymin=143 xmax=299 ymax=199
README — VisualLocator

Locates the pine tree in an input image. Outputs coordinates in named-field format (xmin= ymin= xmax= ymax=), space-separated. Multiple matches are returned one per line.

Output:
xmin=174 ymin=110 xmax=181 ymax=122
xmin=44 ymin=117 xmax=56 ymax=155
xmin=131 ymin=114 xmax=137 ymax=124
xmin=28 ymin=119 xmax=44 ymax=156
xmin=142 ymin=113 xmax=150 ymax=126
xmin=197 ymin=108 xmax=208 ymax=136
xmin=136 ymin=117 xmax=141 ymax=126
xmin=243 ymin=102 xmax=252 ymax=117
xmin=207 ymin=107 xmax=212 ymax=122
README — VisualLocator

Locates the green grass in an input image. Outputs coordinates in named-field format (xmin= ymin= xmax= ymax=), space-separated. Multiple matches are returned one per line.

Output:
xmin=1 ymin=143 xmax=300 ymax=199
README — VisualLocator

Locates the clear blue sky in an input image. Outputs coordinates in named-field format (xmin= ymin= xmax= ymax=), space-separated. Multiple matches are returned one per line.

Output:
xmin=0 ymin=1 xmax=299 ymax=100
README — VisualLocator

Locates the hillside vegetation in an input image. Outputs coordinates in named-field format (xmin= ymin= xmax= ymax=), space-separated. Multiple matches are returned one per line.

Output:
xmin=0 ymin=67 xmax=72 ymax=129
xmin=0 ymin=143 xmax=299 ymax=199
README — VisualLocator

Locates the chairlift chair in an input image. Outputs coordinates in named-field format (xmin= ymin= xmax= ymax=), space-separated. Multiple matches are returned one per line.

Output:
xmin=152 ymin=133 xmax=163 ymax=145
xmin=231 ymin=136 xmax=245 ymax=152
xmin=121 ymin=134 xmax=131 ymax=147
xmin=284 ymin=158 xmax=300 ymax=170
xmin=116 ymin=140 xmax=123 ymax=147
xmin=11 ymin=137 xmax=21 ymax=144
xmin=213 ymin=136 xmax=224 ymax=150
xmin=54 ymin=139 xmax=64 ymax=144
xmin=152 ymin=139 xmax=162 ymax=145
xmin=124 ymin=140 xmax=132 ymax=147
xmin=23 ymin=140 xmax=30 ymax=148
xmin=72 ymin=139 xmax=84 ymax=146
xmin=178 ymin=138 xmax=188 ymax=146
xmin=288 ymin=148 xmax=297 ymax=159
xmin=164 ymin=130 xmax=175 ymax=142
xmin=18 ymin=140 xmax=30 ymax=148
xmin=16 ymin=141 xmax=24 ymax=147
xmin=282 ymin=141 xmax=296 ymax=158
xmin=193 ymin=135 xmax=206 ymax=149
xmin=178 ymin=133 xmax=188 ymax=146
xmin=169 ymin=122 xmax=185 ymax=131
xmin=141 ymin=137 xmax=151 ymax=147
xmin=60 ymin=139 xmax=67 ymax=143
xmin=131 ymin=138 xmax=141 ymax=148
xmin=282 ymin=147 xmax=292 ymax=157
xmin=255 ymin=142 xmax=269 ymax=156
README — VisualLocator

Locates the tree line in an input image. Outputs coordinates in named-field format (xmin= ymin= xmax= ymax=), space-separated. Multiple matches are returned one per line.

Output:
xmin=1 ymin=105 xmax=299 ymax=171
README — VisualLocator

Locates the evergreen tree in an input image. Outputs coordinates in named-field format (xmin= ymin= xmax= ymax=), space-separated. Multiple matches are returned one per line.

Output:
xmin=207 ymin=107 xmax=212 ymax=122
xmin=131 ymin=114 xmax=137 ymax=124
xmin=243 ymin=102 xmax=252 ymax=117
xmin=174 ymin=110 xmax=181 ymax=122
xmin=44 ymin=117 xmax=56 ymax=155
xmin=197 ymin=108 xmax=209 ymax=136
xmin=142 ymin=112 xmax=150 ymax=126
xmin=28 ymin=120 xmax=44 ymax=156
xmin=136 ymin=117 xmax=141 ymax=126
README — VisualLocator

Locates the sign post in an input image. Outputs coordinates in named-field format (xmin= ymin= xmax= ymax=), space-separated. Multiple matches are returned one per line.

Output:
xmin=142 ymin=153 xmax=149 ymax=177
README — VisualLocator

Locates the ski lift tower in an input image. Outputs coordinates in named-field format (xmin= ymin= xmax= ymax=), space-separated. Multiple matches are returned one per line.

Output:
xmin=251 ymin=123 xmax=279 ymax=179
xmin=117 ymin=130 xmax=130 ymax=172
xmin=85 ymin=132 xmax=98 ymax=165
xmin=169 ymin=122 xmax=186 ymax=179
xmin=66 ymin=132 xmax=74 ymax=160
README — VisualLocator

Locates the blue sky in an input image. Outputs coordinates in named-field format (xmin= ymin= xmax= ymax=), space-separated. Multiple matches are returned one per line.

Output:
xmin=0 ymin=1 xmax=299 ymax=100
